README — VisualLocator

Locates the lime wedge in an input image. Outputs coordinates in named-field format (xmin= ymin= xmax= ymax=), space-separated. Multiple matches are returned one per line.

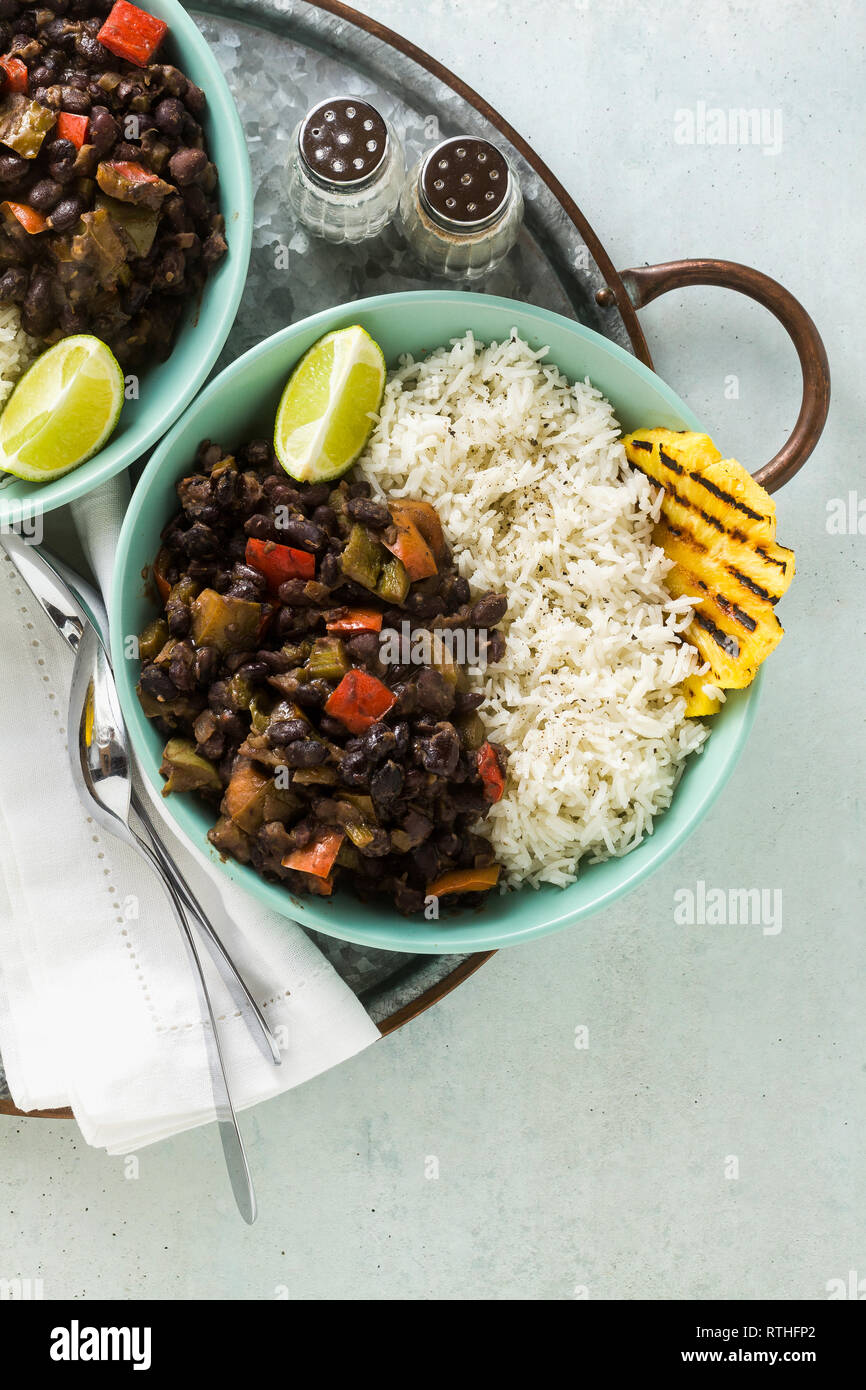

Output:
xmin=274 ymin=325 xmax=386 ymax=483
xmin=0 ymin=335 xmax=124 ymax=482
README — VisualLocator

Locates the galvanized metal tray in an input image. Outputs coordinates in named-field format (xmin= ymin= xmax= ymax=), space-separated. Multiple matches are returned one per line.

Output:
xmin=1 ymin=0 xmax=633 ymax=1113
xmin=0 ymin=0 xmax=831 ymax=1116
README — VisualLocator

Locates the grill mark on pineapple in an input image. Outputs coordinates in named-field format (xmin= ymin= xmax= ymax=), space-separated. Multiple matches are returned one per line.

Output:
xmin=631 ymin=438 xmax=653 ymax=451
xmin=695 ymin=612 xmax=740 ymax=658
xmin=729 ymin=567 xmax=778 ymax=605
xmin=715 ymin=594 xmax=758 ymax=632
xmin=659 ymin=521 xmax=785 ymax=604
xmin=756 ymin=545 xmax=790 ymax=573
xmin=658 ymin=447 xmax=684 ymax=475
xmin=688 ymin=470 xmax=765 ymax=523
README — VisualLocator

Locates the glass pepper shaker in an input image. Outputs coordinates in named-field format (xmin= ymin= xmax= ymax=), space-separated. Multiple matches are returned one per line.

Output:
xmin=286 ymin=96 xmax=404 ymax=245
xmin=398 ymin=136 xmax=524 ymax=280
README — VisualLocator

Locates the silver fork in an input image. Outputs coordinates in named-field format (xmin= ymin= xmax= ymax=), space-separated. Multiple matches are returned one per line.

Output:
xmin=0 ymin=531 xmax=281 ymax=1067
xmin=70 ymin=623 xmax=257 ymax=1223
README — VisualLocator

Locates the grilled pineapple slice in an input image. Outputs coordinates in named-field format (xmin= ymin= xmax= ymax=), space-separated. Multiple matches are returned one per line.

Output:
xmin=681 ymin=674 xmax=722 ymax=717
xmin=623 ymin=428 xmax=795 ymax=709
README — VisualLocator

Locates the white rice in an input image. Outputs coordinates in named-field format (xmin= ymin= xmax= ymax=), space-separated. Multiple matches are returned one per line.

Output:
xmin=360 ymin=330 xmax=710 ymax=888
xmin=0 ymin=304 xmax=38 ymax=409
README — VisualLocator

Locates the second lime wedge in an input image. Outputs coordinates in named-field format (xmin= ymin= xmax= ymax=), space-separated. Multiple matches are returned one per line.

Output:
xmin=274 ymin=325 xmax=386 ymax=484
xmin=0 ymin=335 xmax=124 ymax=482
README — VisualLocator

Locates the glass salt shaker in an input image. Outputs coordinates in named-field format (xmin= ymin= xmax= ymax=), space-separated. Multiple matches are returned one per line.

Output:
xmin=286 ymin=96 xmax=404 ymax=244
xmin=398 ymin=136 xmax=523 ymax=280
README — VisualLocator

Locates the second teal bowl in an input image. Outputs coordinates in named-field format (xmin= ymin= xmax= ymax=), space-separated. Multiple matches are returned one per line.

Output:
xmin=111 ymin=291 xmax=760 ymax=954
xmin=0 ymin=0 xmax=253 ymax=522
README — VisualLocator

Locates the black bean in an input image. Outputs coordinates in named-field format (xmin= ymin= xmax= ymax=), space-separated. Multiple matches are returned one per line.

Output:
xmin=87 ymin=103 xmax=118 ymax=154
xmin=442 ymin=574 xmax=471 ymax=607
xmin=194 ymin=647 xmax=219 ymax=686
xmin=184 ymin=521 xmax=218 ymax=557
xmin=346 ymin=497 xmax=391 ymax=528
xmin=276 ymin=578 xmax=313 ymax=607
xmin=303 ymin=483 xmax=332 ymax=508
xmin=154 ymin=97 xmax=184 ymax=135
xmin=345 ymin=632 xmax=381 ymax=669
xmin=75 ymin=33 xmax=109 ymax=64
xmin=0 ymin=150 xmax=28 ymax=182
xmin=281 ymin=740 xmax=329 ymax=768
xmin=0 ymin=266 xmax=27 ymax=303
xmin=470 ymin=593 xmax=508 ymax=628
xmin=47 ymin=195 xmax=84 ymax=232
xmin=266 ymin=718 xmax=309 ymax=747
xmin=390 ymin=682 xmax=417 ymax=716
xmin=360 ymin=724 xmax=397 ymax=763
xmin=402 ymin=810 xmax=433 ymax=847
xmin=168 ymin=641 xmax=197 ymax=692
xmin=244 ymin=513 xmax=281 ymax=543
xmin=310 ymin=505 xmax=335 ymax=532
xmin=370 ymin=760 xmax=403 ymax=807
xmin=140 ymin=665 xmax=178 ymax=703
xmin=165 ymin=597 xmax=191 ymax=637
xmin=394 ymin=884 xmax=426 ymax=915
xmin=415 ymin=725 xmax=460 ymax=776
xmin=453 ymin=689 xmax=484 ymax=713
xmin=319 ymin=716 xmax=348 ymax=741
xmin=318 ymin=553 xmax=341 ymax=588
xmin=47 ymin=137 xmax=77 ymax=183
xmin=230 ymin=563 xmax=267 ymax=594
xmin=275 ymin=515 xmax=325 ymax=551
xmin=59 ymin=83 xmax=90 ymax=113
xmin=21 ymin=273 xmax=54 ymax=338
xmin=169 ymin=146 xmax=207 ymax=187
xmin=436 ymin=831 xmax=461 ymax=860
xmin=485 ymin=631 xmax=506 ymax=664
xmin=225 ymin=579 xmax=259 ymax=602
xmin=347 ymin=479 xmax=371 ymax=499
xmin=223 ymin=650 xmax=257 ymax=674
xmin=184 ymin=79 xmax=205 ymax=115
xmin=31 ymin=65 xmax=57 ymax=89
xmin=338 ymin=749 xmax=369 ymax=787
xmin=415 ymin=667 xmax=455 ymax=716
xmin=27 ymin=178 xmax=63 ymax=212
xmin=292 ymin=680 xmax=330 ymax=710
xmin=217 ymin=711 xmax=246 ymax=742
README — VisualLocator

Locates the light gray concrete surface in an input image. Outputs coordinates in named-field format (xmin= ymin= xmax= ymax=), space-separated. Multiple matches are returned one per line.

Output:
xmin=1 ymin=0 xmax=862 ymax=1300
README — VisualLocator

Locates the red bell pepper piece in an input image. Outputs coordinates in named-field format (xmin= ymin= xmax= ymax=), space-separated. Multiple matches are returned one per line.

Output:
xmin=245 ymin=536 xmax=315 ymax=592
xmin=2 ymin=202 xmax=48 ymax=235
xmin=153 ymin=548 xmax=172 ymax=604
xmin=426 ymin=865 xmax=501 ymax=896
xmin=56 ymin=112 xmax=89 ymax=149
xmin=282 ymin=828 xmax=344 ymax=880
xmin=109 ymin=160 xmax=161 ymax=186
xmin=325 ymin=607 xmax=384 ymax=635
xmin=477 ymin=741 xmax=506 ymax=803
xmin=0 ymin=56 xmax=28 ymax=94
xmin=324 ymin=669 xmax=396 ymax=735
xmin=98 ymin=2 xmax=168 ymax=67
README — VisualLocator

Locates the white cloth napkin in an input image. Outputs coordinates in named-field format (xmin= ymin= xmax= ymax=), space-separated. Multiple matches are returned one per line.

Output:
xmin=0 ymin=474 xmax=379 ymax=1151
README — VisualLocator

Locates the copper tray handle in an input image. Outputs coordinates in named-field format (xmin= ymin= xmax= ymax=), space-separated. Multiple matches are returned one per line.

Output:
xmin=597 ymin=259 xmax=830 ymax=493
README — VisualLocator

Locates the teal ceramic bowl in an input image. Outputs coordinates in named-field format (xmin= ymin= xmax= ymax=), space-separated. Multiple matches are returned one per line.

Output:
xmin=0 ymin=0 xmax=252 ymax=523
xmin=112 ymin=291 xmax=761 ymax=954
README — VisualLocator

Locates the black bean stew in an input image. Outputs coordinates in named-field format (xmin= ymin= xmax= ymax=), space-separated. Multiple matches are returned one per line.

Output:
xmin=0 ymin=1 xmax=226 ymax=366
xmin=136 ymin=438 xmax=509 ymax=915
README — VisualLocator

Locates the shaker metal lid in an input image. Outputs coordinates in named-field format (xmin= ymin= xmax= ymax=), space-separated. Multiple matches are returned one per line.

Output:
xmin=419 ymin=137 xmax=511 ymax=232
xmin=299 ymin=97 xmax=389 ymax=188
